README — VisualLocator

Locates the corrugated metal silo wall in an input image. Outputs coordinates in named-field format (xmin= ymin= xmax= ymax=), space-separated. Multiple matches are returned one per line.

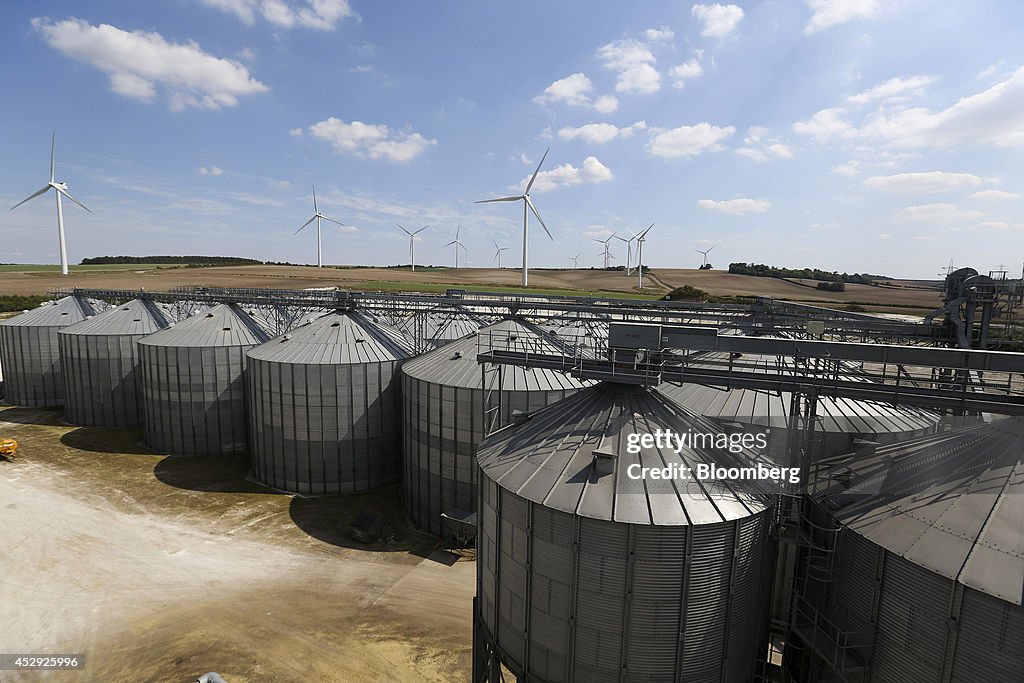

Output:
xmin=139 ymin=344 xmax=251 ymax=454
xmin=248 ymin=357 xmax=403 ymax=493
xmin=822 ymin=527 xmax=1024 ymax=682
xmin=402 ymin=373 xmax=578 ymax=537
xmin=0 ymin=325 xmax=64 ymax=406
xmin=478 ymin=474 xmax=774 ymax=682
xmin=59 ymin=332 xmax=146 ymax=426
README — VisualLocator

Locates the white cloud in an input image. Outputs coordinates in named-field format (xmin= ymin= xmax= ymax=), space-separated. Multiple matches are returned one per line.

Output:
xmin=307 ymin=117 xmax=437 ymax=162
xmin=598 ymin=39 xmax=661 ymax=94
xmin=645 ymin=26 xmax=675 ymax=42
xmin=804 ymin=0 xmax=884 ymax=34
xmin=863 ymin=171 xmax=986 ymax=195
xmin=534 ymin=73 xmax=618 ymax=112
xmin=879 ymin=232 xmax=892 ymax=239
xmin=195 ymin=0 xmax=356 ymax=30
xmin=289 ymin=127 xmax=304 ymax=137
xmin=691 ymin=4 xmax=745 ymax=39
xmin=832 ymin=163 xmax=860 ymax=176
xmin=697 ymin=198 xmax=772 ymax=214
xmin=735 ymin=126 xmax=794 ymax=162
xmin=520 ymin=156 xmax=614 ymax=193
xmin=648 ymin=123 xmax=736 ymax=158
xmin=558 ymin=121 xmax=647 ymax=145
xmin=892 ymin=203 xmax=987 ymax=223
xmin=847 ymin=75 xmax=935 ymax=105
xmin=198 ymin=165 xmax=225 ymax=176
xmin=861 ymin=65 xmax=1024 ymax=149
xmin=970 ymin=189 xmax=1020 ymax=200
xmin=350 ymin=64 xmax=376 ymax=74
xmin=970 ymin=221 xmax=1024 ymax=231
xmin=669 ymin=59 xmax=703 ymax=89
xmin=33 ymin=18 xmax=268 ymax=111
xmin=792 ymin=108 xmax=853 ymax=142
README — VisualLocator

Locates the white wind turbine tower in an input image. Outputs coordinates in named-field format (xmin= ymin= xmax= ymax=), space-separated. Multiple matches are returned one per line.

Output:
xmin=475 ymin=148 xmax=553 ymax=287
xmin=10 ymin=133 xmax=91 ymax=276
xmin=696 ymin=245 xmax=716 ymax=268
xmin=569 ymin=253 xmax=581 ymax=269
xmin=293 ymin=185 xmax=344 ymax=268
xmin=397 ymin=224 xmax=429 ymax=271
xmin=493 ymin=241 xmax=509 ymax=268
xmin=444 ymin=226 xmax=467 ymax=268
xmin=594 ymin=235 xmax=616 ymax=269
xmin=636 ymin=224 xmax=654 ymax=288
xmin=613 ymin=234 xmax=635 ymax=275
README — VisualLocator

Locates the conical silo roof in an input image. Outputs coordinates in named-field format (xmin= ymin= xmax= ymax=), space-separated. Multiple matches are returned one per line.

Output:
xmin=478 ymin=382 xmax=774 ymax=526
xmin=399 ymin=307 xmax=483 ymax=343
xmin=59 ymin=299 xmax=170 ymax=337
xmin=822 ymin=417 xmax=1024 ymax=605
xmin=0 ymin=295 xmax=98 ymax=328
xmin=138 ymin=303 xmax=268 ymax=347
xmin=402 ymin=318 xmax=591 ymax=391
xmin=248 ymin=310 xmax=414 ymax=364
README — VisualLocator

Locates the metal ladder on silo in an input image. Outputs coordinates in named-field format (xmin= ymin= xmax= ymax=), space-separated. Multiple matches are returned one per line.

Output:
xmin=481 ymin=363 xmax=504 ymax=436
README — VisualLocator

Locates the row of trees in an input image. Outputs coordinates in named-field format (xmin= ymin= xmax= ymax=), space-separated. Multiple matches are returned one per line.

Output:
xmin=81 ymin=256 xmax=264 ymax=266
xmin=728 ymin=262 xmax=884 ymax=285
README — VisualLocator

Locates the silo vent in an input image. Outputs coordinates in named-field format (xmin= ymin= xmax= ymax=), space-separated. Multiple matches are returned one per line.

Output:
xmin=282 ymin=335 xmax=291 ymax=341
xmin=331 ymin=322 xmax=341 ymax=327
xmin=133 ymin=318 xmax=141 ymax=322
xmin=61 ymin=312 xmax=68 ymax=316
xmin=511 ymin=410 xmax=532 ymax=425
xmin=592 ymin=447 xmax=617 ymax=476
xmin=451 ymin=351 xmax=463 ymax=360
xmin=355 ymin=337 xmax=365 ymax=343
xmin=222 ymin=327 xmax=232 ymax=332
xmin=206 ymin=313 xmax=215 ymax=317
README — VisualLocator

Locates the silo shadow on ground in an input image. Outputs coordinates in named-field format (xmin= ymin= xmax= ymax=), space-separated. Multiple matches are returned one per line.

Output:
xmin=153 ymin=450 xmax=278 ymax=495
xmin=0 ymin=406 xmax=64 ymax=425
xmin=60 ymin=425 xmax=151 ymax=454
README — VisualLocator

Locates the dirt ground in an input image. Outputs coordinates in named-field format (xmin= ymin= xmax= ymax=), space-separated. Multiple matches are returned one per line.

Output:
xmin=0 ymin=407 xmax=474 ymax=683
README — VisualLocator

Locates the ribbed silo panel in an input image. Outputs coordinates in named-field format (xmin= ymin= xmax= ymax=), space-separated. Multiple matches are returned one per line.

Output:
xmin=682 ymin=523 xmax=733 ymax=682
xmin=951 ymin=588 xmax=1024 ymax=682
xmin=573 ymin=516 xmax=628 ymax=681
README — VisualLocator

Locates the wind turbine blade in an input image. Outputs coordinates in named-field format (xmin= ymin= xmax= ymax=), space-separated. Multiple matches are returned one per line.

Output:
xmin=525 ymin=147 xmax=549 ymax=194
xmin=312 ymin=185 xmax=318 ymax=214
xmin=10 ymin=185 xmax=52 ymax=211
xmin=444 ymin=240 xmax=457 ymax=247
xmin=50 ymin=132 xmax=56 ymax=183
xmin=475 ymin=195 xmax=522 ymax=204
xmin=525 ymin=196 xmax=552 ymax=240
xmin=707 ymin=245 xmax=715 ymax=253
xmin=294 ymin=215 xmax=317 ymax=234
xmin=456 ymin=225 xmax=461 ymax=240
xmin=57 ymin=187 xmax=91 ymax=213
xmin=320 ymin=215 xmax=345 ymax=226
xmin=397 ymin=223 xmax=412 ymax=236
xmin=493 ymin=240 xmax=500 ymax=250
xmin=413 ymin=225 xmax=429 ymax=235
xmin=640 ymin=223 xmax=655 ymax=238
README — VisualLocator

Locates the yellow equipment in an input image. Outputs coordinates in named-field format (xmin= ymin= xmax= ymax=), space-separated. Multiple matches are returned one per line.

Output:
xmin=0 ymin=438 xmax=16 ymax=460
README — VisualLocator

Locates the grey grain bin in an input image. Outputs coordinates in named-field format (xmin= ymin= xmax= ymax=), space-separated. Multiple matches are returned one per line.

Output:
xmin=0 ymin=296 xmax=99 ymax=407
xmin=248 ymin=310 xmax=414 ymax=494
xmin=58 ymin=299 xmax=172 ymax=426
xmin=475 ymin=382 xmax=777 ymax=682
xmin=401 ymin=318 xmax=591 ymax=537
xmin=139 ymin=303 xmax=269 ymax=454
xmin=797 ymin=417 xmax=1024 ymax=682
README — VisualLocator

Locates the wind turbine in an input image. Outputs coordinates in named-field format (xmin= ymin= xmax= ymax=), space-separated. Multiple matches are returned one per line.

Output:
xmin=475 ymin=148 xmax=553 ymax=287
xmin=594 ymin=235 xmax=616 ymax=269
xmin=613 ymin=234 xmax=634 ymax=275
xmin=636 ymin=224 xmax=654 ymax=288
xmin=10 ymin=133 xmax=91 ymax=276
xmin=294 ymin=185 xmax=344 ymax=268
xmin=569 ymin=253 xmax=581 ymax=269
xmin=493 ymin=241 xmax=509 ymax=268
xmin=696 ymin=245 xmax=716 ymax=268
xmin=397 ymin=224 xmax=429 ymax=271
xmin=444 ymin=226 xmax=467 ymax=268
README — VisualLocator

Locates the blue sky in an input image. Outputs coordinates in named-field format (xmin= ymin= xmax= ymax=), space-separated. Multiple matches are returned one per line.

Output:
xmin=2 ymin=1 xmax=1023 ymax=279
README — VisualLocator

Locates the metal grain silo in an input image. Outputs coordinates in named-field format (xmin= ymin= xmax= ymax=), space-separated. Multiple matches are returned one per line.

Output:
xmin=475 ymin=381 xmax=777 ymax=682
xmin=248 ymin=310 xmax=415 ymax=494
xmin=58 ymin=299 xmax=172 ymax=426
xmin=0 ymin=296 xmax=99 ymax=407
xmin=795 ymin=417 xmax=1024 ymax=682
xmin=401 ymin=318 xmax=591 ymax=537
xmin=138 ymin=303 xmax=269 ymax=455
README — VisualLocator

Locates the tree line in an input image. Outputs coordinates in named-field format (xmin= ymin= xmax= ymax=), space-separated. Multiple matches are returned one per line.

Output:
xmin=728 ymin=262 xmax=886 ymax=286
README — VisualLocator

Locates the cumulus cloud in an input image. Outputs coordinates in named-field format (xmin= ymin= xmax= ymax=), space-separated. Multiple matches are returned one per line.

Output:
xmin=792 ymin=108 xmax=854 ymax=142
xmin=307 ymin=117 xmax=437 ymax=162
xmin=645 ymin=26 xmax=675 ymax=42
xmin=669 ymin=58 xmax=703 ymax=89
xmin=691 ymin=4 xmax=745 ymax=39
xmin=198 ymin=165 xmax=225 ymax=176
xmin=847 ymin=75 xmax=935 ymax=105
xmin=804 ymin=0 xmax=885 ymax=34
xmin=289 ymin=127 xmax=304 ymax=137
xmin=648 ymin=123 xmax=736 ymax=158
xmin=558 ymin=121 xmax=647 ymax=145
xmin=598 ymin=39 xmax=661 ymax=94
xmin=970 ymin=189 xmax=1020 ymax=200
xmin=735 ymin=126 xmax=794 ymax=162
xmin=863 ymin=172 xmax=986 ymax=195
xmin=534 ymin=73 xmax=619 ymax=112
xmin=697 ymin=198 xmax=772 ymax=214
xmin=893 ymin=203 xmax=987 ymax=223
xmin=32 ymin=18 xmax=268 ymax=111
xmin=520 ymin=157 xmax=614 ymax=193
xmin=194 ymin=0 xmax=356 ymax=30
